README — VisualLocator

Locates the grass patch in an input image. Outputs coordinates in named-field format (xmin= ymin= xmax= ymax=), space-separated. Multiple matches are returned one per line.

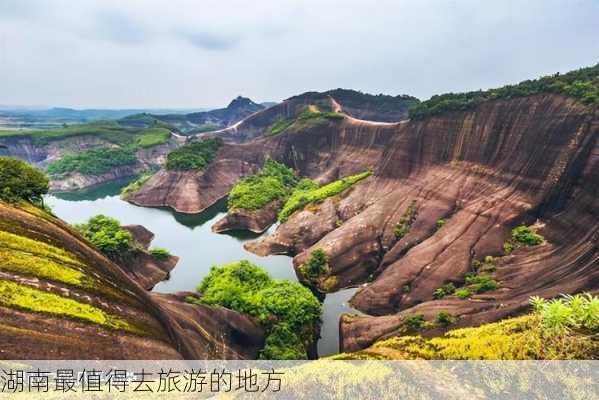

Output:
xmin=0 ymin=280 xmax=144 ymax=335
xmin=47 ymin=147 xmax=137 ymax=177
xmin=278 ymin=171 xmax=371 ymax=222
xmin=135 ymin=128 xmax=171 ymax=148
xmin=361 ymin=293 xmax=599 ymax=360
xmin=0 ymin=248 xmax=84 ymax=287
xmin=165 ymin=138 xmax=222 ymax=171
xmin=228 ymin=159 xmax=298 ymax=211
xmin=267 ymin=107 xmax=345 ymax=136
xmin=120 ymin=172 xmax=154 ymax=197
xmin=187 ymin=260 xmax=322 ymax=360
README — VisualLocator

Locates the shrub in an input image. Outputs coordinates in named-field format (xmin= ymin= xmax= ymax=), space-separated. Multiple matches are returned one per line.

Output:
xmin=47 ymin=147 xmax=137 ymax=177
xmin=75 ymin=215 xmax=133 ymax=257
xmin=300 ymin=249 xmax=329 ymax=279
xmin=259 ymin=323 xmax=307 ymax=360
xmin=405 ymin=314 xmax=426 ymax=329
xmin=278 ymin=171 xmax=371 ymax=222
xmin=511 ymin=225 xmax=544 ymax=246
xmin=0 ymin=157 xmax=49 ymax=204
xmin=465 ymin=274 xmax=498 ymax=293
xmin=530 ymin=293 xmax=598 ymax=333
xmin=165 ymin=138 xmax=222 ymax=171
xmin=191 ymin=260 xmax=322 ymax=359
xmin=436 ymin=218 xmax=446 ymax=229
xmin=434 ymin=282 xmax=456 ymax=299
xmin=149 ymin=248 xmax=170 ymax=260
xmin=455 ymin=288 xmax=471 ymax=299
xmin=436 ymin=311 xmax=456 ymax=325
xmin=228 ymin=159 xmax=298 ymax=211
xmin=394 ymin=201 xmax=418 ymax=239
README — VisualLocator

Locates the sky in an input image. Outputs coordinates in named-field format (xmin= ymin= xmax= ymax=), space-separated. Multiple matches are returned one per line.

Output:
xmin=0 ymin=0 xmax=597 ymax=109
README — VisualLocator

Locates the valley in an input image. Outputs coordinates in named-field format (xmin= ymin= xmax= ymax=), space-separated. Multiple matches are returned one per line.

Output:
xmin=0 ymin=66 xmax=597 ymax=360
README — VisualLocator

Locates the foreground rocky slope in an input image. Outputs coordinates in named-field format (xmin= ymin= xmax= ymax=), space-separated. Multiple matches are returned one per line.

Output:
xmin=128 ymin=88 xmax=598 ymax=353
xmin=0 ymin=201 xmax=264 ymax=359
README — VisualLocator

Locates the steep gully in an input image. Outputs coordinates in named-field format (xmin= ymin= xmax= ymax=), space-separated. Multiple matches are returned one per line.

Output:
xmin=129 ymin=93 xmax=598 ymax=353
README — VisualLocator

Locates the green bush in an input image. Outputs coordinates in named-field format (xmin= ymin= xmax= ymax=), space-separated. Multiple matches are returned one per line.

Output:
xmin=455 ymin=288 xmax=471 ymax=299
xmin=149 ymin=248 xmax=171 ymax=260
xmin=228 ymin=159 xmax=298 ymax=211
xmin=47 ymin=147 xmax=137 ymax=177
xmin=405 ymin=314 xmax=426 ymax=329
xmin=436 ymin=218 xmax=446 ymax=229
xmin=278 ymin=171 xmax=371 ymax=222
xmin=259 ymin=323 xmax=307 ymax=360
xmin=75 ymin=215 xmax=133 ymax=257
xmin=299 ymin=249 xmax=329 ymax=280
xmin=433 ymin=282 xmax=456 ymax=299
xmin=165 ymin=138 xmax=222 ymax=171
xmin=511 ymin=225 xmax=544 ymax=246
xmin=436 ymin=311 xmax=456 ymax=325
xmin=0 ymin=157 xmax=49 ymax=204
xmin=530 ymin=293 xmax=598 ymax=333
xmin=191 ymin=260 xmax=322 ymax=360
xmin=409 ymin=64 xmax=599 ymax=119
xmin=464 ymin=273 xmax=498 ymax=293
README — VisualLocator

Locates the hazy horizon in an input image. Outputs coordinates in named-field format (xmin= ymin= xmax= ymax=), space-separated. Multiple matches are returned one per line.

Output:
xmin=1 ymin=0 xmax=597 ymax=109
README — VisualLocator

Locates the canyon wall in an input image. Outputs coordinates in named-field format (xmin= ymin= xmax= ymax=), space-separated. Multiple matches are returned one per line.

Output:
xmin=130 ymin=93 xmax=597 ymax=353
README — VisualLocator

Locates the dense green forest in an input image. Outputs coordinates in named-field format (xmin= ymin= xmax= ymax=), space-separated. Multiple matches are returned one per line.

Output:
xmin=409 ymin=64 xmax=599 ymax=119
xmin=47 ymin=147 xmax=138 ymax=177
xmin=165 ymin=138 xmax=222 ymax=171
xmin=228 ymin=159 xmax=298 ymax=210
xmin=187 ymin=260 xmax=321 ymax=359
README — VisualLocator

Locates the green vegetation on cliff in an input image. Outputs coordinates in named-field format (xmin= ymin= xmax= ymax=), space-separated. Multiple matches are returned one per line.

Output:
xmin=75 ymin=215 xmax=133 ymax=258
xmin=409 ymin=64 xmax=599 ymax=119
xmin=0 ymin=157 xmax=49 ymax=204
xmin=278 ymin=171 xmax=372 ymax=222
xmin=188 ymin=260 xmax=322 ymax=359
xmin=268 ymin=107 xmax=345 ymax=136
xmin=228 ymin=159 xmax=298 ymax=211
xmin=165 ymin=138 xmax=222 ymax=171
xmin=336 ymin=293 xmax=598 ymax=360
xmin=120 ymin=171 xmax=154 ymax=197
xmin=394 ymin=201 xmax=418 ymax=239
xmin=47 ymin=147 xmax=138 ymax=177
xmin=504 ymin=225 xmax=545 ymax=254
xmin=0 ymin=279 xmax=144 ymax=335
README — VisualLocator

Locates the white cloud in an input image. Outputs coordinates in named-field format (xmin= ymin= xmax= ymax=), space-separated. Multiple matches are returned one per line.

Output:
xmin=0 ymin=0 xmax=597 ymax=108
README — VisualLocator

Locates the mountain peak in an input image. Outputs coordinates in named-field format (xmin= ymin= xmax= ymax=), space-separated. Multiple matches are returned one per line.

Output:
xmin=227 ymin=96 xmax=257 ymax=109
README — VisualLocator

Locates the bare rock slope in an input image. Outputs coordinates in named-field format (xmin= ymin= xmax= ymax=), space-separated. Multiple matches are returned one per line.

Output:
xmin=129 ymin=92 xmax=598 ymax=353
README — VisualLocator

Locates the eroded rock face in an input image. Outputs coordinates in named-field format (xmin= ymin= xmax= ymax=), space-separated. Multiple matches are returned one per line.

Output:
xmin=212 ymin=200 xmax=282 ymax=234
xmin=124 ymin=93 xmax=598 ymax=354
